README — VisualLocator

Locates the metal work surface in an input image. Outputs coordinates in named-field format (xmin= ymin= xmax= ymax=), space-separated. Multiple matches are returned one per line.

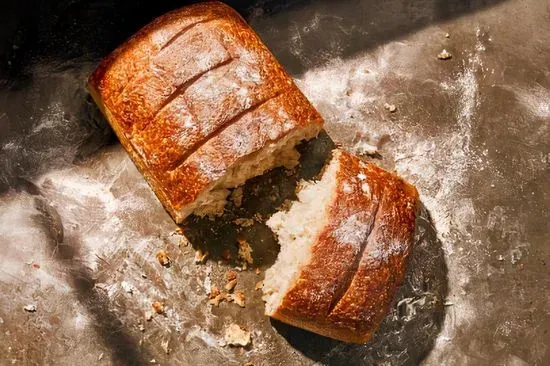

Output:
xmin=0 ymin=0 xmax=548 ymax=365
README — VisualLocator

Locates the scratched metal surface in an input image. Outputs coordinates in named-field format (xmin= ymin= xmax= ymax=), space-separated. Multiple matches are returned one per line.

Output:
xmin=0 ymin=0 xmax=549 ymax=365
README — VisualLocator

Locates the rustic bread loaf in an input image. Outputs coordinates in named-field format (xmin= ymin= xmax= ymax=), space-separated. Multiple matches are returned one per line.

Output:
xmin=88 ymin=1 xmax=323 ymax=222
xmin=263 ymin=149 xmax=419 ymax=343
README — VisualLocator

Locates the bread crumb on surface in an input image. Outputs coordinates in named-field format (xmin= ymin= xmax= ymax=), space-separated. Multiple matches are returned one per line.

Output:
xmin=225 ymin=279 xmax=238 ymax=292
xmin=23 ymin=304 xmax=36 ymax=313
xmin=226 ymin=270 xmax=238 ymax=282
xmin=228 ymin=291 xmax=246 ymax=307
xmin=194 ymin=249 xmax=209 ymax=264
xmin=156 ymin=250 xmax=171 ymax=267
xmin=255 ymin=280 xmax=264 ymax=291
xmin=255 ymin=268 xmax=261 ymax=275
xmin=437 ymin=49 xmax=452 ymax=60
xmin=224 ymin=324 xmax=251 ymax=347
xmin=384 ymin=103 xmax=397 ymax=113
xmin=152 ymin=301 xmax=165 ymax=314
xmin=234 ymin=218 xmax=254 ymax=228
xmin=237 ymin=239 xmax=254 ymax=265
xmin=209 ymin=292 xmax=227 ymax=306
xmin=209 ymin=286 xmax=221 ymax=299
xmin=231 ymin=187 xmax=244 ymax=207
xmin=179 ymin=236 xmax=190 ymax=247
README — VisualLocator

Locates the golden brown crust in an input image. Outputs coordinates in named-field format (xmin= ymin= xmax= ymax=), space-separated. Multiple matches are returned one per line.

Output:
xmin=270 ymin=149 xmax=419 ymax=343
xmin=87 ymin=2 xmax=323 ymax=222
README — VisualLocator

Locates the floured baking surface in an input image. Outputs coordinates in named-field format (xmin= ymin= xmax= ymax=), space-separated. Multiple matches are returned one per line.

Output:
xmin=0 ymin=0 xmax=549 ymax=365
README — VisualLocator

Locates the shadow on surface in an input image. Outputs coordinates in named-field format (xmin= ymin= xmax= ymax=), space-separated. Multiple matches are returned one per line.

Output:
xmin=183 ymin=132 xmax=335 ymax=268
xmin=31 ymin=194 xmax=148 ymax=366
xmin=270 ymin=204 xmax=448 ymax=366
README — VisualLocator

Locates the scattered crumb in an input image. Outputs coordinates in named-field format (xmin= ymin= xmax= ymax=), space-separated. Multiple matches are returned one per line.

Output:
xmin=145 ymin=311 xmax=153 ymax=321
xmin=232 ymin=291 xmax=246 ymax=307
xmin=98 ymin=353 xmax=104 ymax=361
xmin=179 ymin=236 xmax=190 ymax=247
xmin=225 ymin=279 xmax=238 ymax=292
xmin=209 ymin=292 xmax=227 ymax=306
xmin=161 ymin=339 xmax=170 ymax=355
xmin=141 ymin=273 xmax=148 ymax=279
xmin=255 ymin=268 xmax=261 ymax=275
xmin=221 ymin=249 xmax=232 ymax=260
xmin=224 ymin=324 xmax=251 ymax=347
xmin=255 ymin=280 xmax=264 ymax=291
xmin=252 ymin=213 xmax=263 ymax=222
xmin=231 ymin=187 xmax=244 ymax=207
xmin=156 ymin=250 xmax=171 ymax=267
xmin=384 ymin=103 xmax=397 ymax=112
xmin=244 ymin=362 xmax=254 ymax=366
xmin=23 ymin=304 xmax=36 ymax=313
xmin=138 ymin=323 xmax=145 ymax=332
xmin=173 ymin=227 xmax=184 ymax=235
xmin=237 ymin=240 xmax=254 ymax=266
xmin=269 ymin=195 xmax=277 ymax=202
xmin=444 ymin=301 xmax=454 ymax=306
xmin=209 ymin=286 xmax=221 ymax=299
xmin=497 ymin=255 xmax=504 ymax=261
xmin=149 ymin=359 xmax=156 ymax=364
xmin=234 ymin=218 xmax=254 ymax=228
xmin=437 ymin=49 xmax=452 ymax=60
xmin=194 ymin=249 xmax=209 ymax=264
xmin=445 ymin=32 xmax=450 ymax=38
xmin=226 ymin=270 xmax=238 ymax=282
xmin=152 ymin=301 xmax=165 ymax=314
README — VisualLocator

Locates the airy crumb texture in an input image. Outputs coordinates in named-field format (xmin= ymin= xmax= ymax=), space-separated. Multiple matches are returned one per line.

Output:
xmin=262 ymin=152 xmax=341 ymax=314
xmin=224 ymin=324 xmax=251 ymax=347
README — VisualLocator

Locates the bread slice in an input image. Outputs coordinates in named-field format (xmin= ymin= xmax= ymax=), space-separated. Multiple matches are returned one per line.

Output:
xmin=263 ymin=149 xmax=419 ymax=343
xmin=88 ymin=2 xmax=323 ymax=223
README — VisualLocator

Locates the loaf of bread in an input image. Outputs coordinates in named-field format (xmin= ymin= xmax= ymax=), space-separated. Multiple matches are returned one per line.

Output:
xmin=88 ymin=1 xmax=323 ymax=223
xmin=263 ymin=149 xmax=419 ymax=343
xmin=89 ymin=1 xmax=419 ymax=344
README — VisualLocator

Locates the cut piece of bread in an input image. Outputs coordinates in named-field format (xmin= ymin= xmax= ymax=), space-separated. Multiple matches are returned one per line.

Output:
xmin=88 ymin=2 xmax=323 ymax=223
xmin=264 ymin=149 xmax=419 ymax=343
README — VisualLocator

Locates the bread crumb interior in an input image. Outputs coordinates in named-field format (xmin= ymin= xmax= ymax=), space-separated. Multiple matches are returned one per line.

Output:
xmin=262 ymin=151 xmax=340 ymax=314
xmin=177 ymin=124 xmax=320 ymax=221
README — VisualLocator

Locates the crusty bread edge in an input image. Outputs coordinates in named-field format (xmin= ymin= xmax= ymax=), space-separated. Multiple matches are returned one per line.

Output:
xmin=268 ymin=150 xmax=419 ymax=344
xmin=87 ymin=83 xmax=180 ymax=220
